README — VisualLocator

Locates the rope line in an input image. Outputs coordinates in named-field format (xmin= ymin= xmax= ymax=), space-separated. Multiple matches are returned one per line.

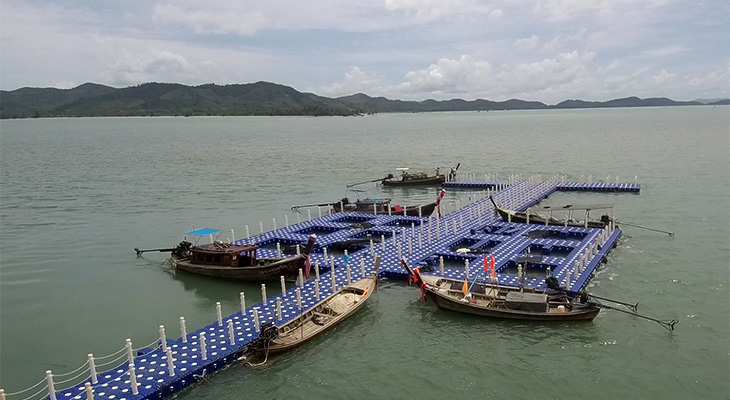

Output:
xmin=133 ymin=338 xmax=160 ymax=352
xmin=54 ymin=366 xmax=92 ymax=386
xmin=17 ymin=384 xmax=47 ymax=400
xmin=95 ymin=352 xmax=127 ymax=368
xmin=3 ymin=377 xmax=46 ymax=395
xmin=51 ymin=360 xmax=89 ymax=377
xmin=94 ymin=346 xmax=126 ymax=360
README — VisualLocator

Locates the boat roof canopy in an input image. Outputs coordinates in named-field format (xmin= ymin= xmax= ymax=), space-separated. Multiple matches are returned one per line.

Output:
xmin=186 ymin=227 xmax=221 ymax=236
xmin=528 ymin=203 xmax=613 ymax=212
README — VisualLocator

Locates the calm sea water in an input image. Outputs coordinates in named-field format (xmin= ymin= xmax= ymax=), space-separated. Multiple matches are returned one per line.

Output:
xmin=1 ymin=108 xmax=728 ymax=399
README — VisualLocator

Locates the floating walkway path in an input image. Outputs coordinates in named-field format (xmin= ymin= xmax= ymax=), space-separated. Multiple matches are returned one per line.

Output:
xmin=6 ymin=178 xmax=637 ymax=400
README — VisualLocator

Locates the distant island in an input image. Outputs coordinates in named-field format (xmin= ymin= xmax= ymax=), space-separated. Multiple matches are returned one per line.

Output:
xmin=0 ymin=81 xmax=727 ymax=119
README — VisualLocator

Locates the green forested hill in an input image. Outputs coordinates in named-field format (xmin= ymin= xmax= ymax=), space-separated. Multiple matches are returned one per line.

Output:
xmin=0 ymin=81 xmax=717 ymax=119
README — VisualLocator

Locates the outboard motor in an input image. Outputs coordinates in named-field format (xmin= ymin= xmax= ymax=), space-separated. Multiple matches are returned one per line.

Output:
xmin=241 ymin=322 xmax=279 ymax=363
xmin=545 ymin=276 xmax=561 ymax=290
xmin=172 ymin=240 xmax=192 ymax=257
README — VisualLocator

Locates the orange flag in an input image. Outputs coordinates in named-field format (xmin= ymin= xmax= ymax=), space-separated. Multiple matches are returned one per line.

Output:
xmin=483 ymin=256 xmax=488 ymax=272
xmin=462 ymin=278 xmax=468 ymax=295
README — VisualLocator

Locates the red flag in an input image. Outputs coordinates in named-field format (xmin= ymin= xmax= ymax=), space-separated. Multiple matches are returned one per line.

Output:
xmin=436 ymin=189 xmax=446 ymax=217
xmin=305 ymin=256 xmax=311 ymax=279
xmin=483 ymin=256 xmax=489 ymax=272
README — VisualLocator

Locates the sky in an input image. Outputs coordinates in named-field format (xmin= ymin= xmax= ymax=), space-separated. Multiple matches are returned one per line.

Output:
xmin=1 ymin=0 xmax=728 ymax=104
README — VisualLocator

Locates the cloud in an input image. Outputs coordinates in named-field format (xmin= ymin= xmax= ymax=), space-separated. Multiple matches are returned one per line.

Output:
xmin=320 ymin=67 xmax=389 ymax=96
xmin=400 ymin=55 xmax=493 ymax=95
xmin=152 ymin=4 xmax=266 ymax=35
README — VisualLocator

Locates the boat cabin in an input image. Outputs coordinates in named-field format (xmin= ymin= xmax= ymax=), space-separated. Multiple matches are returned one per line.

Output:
xmin=188 ymin=242 xmax=259 ymax=267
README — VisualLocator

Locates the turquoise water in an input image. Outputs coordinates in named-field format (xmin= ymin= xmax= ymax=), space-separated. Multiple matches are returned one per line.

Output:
xmin=1 ymin=108 xmax=728 ymax=399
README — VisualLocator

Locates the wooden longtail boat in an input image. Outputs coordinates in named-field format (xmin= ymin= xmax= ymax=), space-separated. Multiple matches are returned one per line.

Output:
xmin=489 ymin=196 xmax=613 ymax=229
xmin=331 ymin=197 xmax=438 ymax=216
xmin=242 ymin=261 xmax=380 ymax=364
xmin=136 ymin=229 xmax=317 ymax=281
xmin=401 ymin=259 xmax=600 ymax=322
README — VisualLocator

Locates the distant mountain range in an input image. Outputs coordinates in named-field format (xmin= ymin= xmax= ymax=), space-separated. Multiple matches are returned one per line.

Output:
xmin=1 ymin=81 xmax=727 ymax=119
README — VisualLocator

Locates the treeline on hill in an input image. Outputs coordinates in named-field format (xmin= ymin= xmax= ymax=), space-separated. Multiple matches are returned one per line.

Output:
xmin=1 ymin=81 xmax=724 ymax=119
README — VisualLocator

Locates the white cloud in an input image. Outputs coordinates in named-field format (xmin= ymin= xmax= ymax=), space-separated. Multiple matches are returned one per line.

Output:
xmin=320 ymin=67 xmax=389 ymax=96
xmin=515 ymin=35 xmax=540 ymax=51
xmin=152 ymin=4 xmax=266 ymax=35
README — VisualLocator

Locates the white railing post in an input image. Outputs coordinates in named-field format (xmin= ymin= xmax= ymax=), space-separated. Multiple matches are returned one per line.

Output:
xmin=159 ymin=325 xmax=168 ymax=352
xmin=125 ymin=339 xmax=134 ymax=366
xmin=166 ymin=347 xmax=175 ymax=377
xmin=88 ymin=354 xmax=98 ymax=384
xmin=253 ymin=308 xmax=260 ymax=332
xmin=200 ymin=333 xmax=207 ymax=360
xmin=280 ymin=275 xmax=286 ymax=297
xmin=296 ymin=288 xmax=302 ymax=310
xmin=315 ymin=280 xmax=320 ymax=300
xmin=84 ymin=383 xmax=93 ymax=400
xmin=261 ymin=284 xmax=267 ymax=306
xmin=180 ymin=317 xmax=188 ymax=343
xmin=46 ymin=370 xmax=57 ymax=400
xmin=216 ymin=302 xmax=223 ymax=326
xmin=276 ymin=298 xmax=282 ymax=321
xmin=227 ymin=319 xmax=235 ymax=345
xmin=128 ymin=364 xmax=138 ymax=395
xmin=240 ymin=292 xmax=246 ymax=316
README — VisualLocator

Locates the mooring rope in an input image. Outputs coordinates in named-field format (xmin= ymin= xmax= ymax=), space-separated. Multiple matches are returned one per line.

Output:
xmin=94 ymin=352 xmax=128 ymax=368
xmin=16 ymin=385 xmax=48 ymax=400
xmin=94 ymin=346 xmax=126 ymax=360
xmin=49 ymin=360 xmax=89 ymax=377
xmin=3 ymin=377 xmax=46 ymax=396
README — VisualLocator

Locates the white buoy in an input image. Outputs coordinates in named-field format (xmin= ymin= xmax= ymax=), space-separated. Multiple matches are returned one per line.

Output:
xmin=261 ymin=284 xmax=268 ymax=306
xmin=216 ymin=303 xmax=223 ymax=326
xmin=240 ymin=292 xmax=246 ymax=316
xmin=200 ymin=333 xmax=207 ymax=359
xmin=166 ymin=347 xmax=175 ymax=376
xmin=180 ymin=317 xmax=188 ymax=343
xmin=87 ymin=354 xmax=98 ymax=384
xmin=128 ymin=365 xmax=138 ymax=395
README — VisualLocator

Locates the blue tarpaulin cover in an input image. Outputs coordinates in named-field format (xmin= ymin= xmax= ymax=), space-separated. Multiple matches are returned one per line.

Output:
xmin=186 ymin=227 xmax=221 ymax=236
